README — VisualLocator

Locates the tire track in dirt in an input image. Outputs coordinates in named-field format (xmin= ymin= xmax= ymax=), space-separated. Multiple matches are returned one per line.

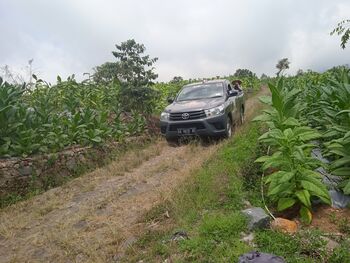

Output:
xmin=0 ymin=88 xmax=268 ymax=263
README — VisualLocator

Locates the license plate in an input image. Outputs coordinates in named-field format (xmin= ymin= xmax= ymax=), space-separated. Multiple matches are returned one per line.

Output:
xmin=177 ymin=128 xmax=196 ymax=135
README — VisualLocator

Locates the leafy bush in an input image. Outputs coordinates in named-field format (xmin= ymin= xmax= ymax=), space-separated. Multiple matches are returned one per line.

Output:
xmin=254 ymin=80 xmax=331 ymax=223
xmin=0 ymin=76 xmax=147 ymax=157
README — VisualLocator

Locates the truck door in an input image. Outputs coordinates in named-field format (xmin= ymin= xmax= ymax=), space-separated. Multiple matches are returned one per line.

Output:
xmin=227 ymin=83 xmax=237 ymax=123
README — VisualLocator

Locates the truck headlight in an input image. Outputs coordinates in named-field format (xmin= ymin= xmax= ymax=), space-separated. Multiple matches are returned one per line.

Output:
xmin=205 ymin=105 xmax=225 ymax=117
xmin=160 ymin=112 xmax=170 ymax=121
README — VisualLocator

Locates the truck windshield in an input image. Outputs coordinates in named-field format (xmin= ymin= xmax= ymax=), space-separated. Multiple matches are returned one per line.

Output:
xmin=176 ymin=83 xmax=224 ymax=101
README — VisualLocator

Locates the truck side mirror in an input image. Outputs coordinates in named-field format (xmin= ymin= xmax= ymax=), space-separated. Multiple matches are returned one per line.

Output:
xmin=229 ymin=90 xmax=238 ymax=97
xmin=167 ymin=97 xmax=174 ymax=103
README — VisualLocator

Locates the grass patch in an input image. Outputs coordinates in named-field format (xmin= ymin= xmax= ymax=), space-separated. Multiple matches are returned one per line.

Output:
xmin=255 ymin=229 xmax=350 ymax=263
xmin=124 ymin=121 xmax=350 ymax=262
xmin=124 ymin=122 xmax=264 ymax=262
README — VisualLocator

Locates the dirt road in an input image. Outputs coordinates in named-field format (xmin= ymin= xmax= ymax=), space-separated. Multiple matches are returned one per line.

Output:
xmin=0 ymin=89 xmax=267 ymax=263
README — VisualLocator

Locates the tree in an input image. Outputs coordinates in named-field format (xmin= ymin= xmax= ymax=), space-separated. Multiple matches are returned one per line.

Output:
xmin=260 ymin=73 xmax=268 ymax=80
xmin=92 ymin=40 xmax=159 ymax=114
xmin=331 ymin=19 xmax=350 ymax=49
xmin=276 ymin=58 xmax=290 ymax=77
xmin=169 ymin=76 xmax=183 ymax=84
xmin=233 ymin=68 xmax=256 ymax=79
xmin=112 ymin=39 xmax=158 ymax=86
xmin=296 ymin=69 xmax=304 ymax=76
xmin=92 ymin=62 xmax=119 ymax=84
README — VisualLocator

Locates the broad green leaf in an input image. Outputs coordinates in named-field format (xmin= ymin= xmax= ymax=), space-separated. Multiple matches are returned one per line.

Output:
xmin=300 ymin=205 xmax=312 ymax=224
xmin=268 ymin=182 xmax=292 ymax=196
xmin=277 ymin=171 xmax=295 ymax=183
xmin=344 ymin=180 xmax=350 ymax=195
xmin=331 ymin=156 xmax=350 ymax=169
xmin=255 ymin=155 xmax=271 ymax=163
xmin=282 ymin=117 xmax=300 ymax=127
xmin=277 ymin=198 xmax=296 ymax=211
xmin=332 ymin=167 xmax=350 ymax=177
xmin=258 ymin=95 xmax=272 ymax=105
xmin=300 ymin=180 xmax=331 ymax=204
xmin=295 ymin=190 xmax=311 ymax=208
xmin=265 ymin=171 xmax=292 ymax=184
xmin=252 ymin=114 xmax=271 ymax=122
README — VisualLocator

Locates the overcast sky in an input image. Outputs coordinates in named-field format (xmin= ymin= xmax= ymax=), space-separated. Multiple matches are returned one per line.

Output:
xmin=1 ymin=0 xmax=349 ymax=83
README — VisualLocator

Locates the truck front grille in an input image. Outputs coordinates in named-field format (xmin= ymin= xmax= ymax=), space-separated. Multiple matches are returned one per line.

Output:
xmin=169 ymin=110 xmax=206 ymax=121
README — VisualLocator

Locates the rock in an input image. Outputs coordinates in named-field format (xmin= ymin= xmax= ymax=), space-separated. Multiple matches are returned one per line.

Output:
xmin=321 ymin=236 xmax=340 ymax=251
xmin=271 ymin=217 xmax=297 ymax=234
xmin=238 ymin=251 xmax=286 ymax=263
xmin=242 ymin=207 xmax=271 ymax=231
xmin=66 ymin=159 xmax=77 ymax=171
xmin=329 ymin=190 xmax=350 ymax=209
xmin=18 ymin=165 xmax=32 ymax=176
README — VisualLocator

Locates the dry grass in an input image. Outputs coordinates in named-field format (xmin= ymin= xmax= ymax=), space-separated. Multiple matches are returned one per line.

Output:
xmin=0 ymin=88 xmax=269 ymax=262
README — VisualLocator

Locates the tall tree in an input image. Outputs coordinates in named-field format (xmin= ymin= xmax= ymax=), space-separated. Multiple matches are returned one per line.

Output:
xmin=92 ymin=40 xmax=159 ymax=114
xmin=233 ymin=68 xmax=256 ymax=79
xmin=169 ymin=76 xmax=183 ymax=84
xmin=92 ymin=62 xmax=119 ymax=84
xmin=112 ymin=39 xmax=158 ymax=86
xmin=276 ymin=58 xmax=290 ymax=77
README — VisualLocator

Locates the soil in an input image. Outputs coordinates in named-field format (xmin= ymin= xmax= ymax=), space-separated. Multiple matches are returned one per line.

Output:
xmin=0 ymin=89 xmax=268 ymax=263
xmin=311 ymin=204 xmax=350 ymax=235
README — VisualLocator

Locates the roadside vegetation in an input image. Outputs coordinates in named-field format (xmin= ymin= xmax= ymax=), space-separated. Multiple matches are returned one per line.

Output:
xmin=124 ymin=118 xmax=349 ymax=262
xmin=0 ymin=39 xmax=262 ymax=158
xmin=254 ymin=66 xmax=350 ymax=222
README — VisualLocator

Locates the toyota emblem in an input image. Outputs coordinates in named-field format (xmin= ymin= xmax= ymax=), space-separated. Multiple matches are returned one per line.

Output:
xmin=182 ymin=113 xmax=190 ymax=120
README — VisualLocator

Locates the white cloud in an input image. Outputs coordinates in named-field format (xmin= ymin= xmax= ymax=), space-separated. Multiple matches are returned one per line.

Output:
xmin=0 ymin=0 xmax=349 ymax=82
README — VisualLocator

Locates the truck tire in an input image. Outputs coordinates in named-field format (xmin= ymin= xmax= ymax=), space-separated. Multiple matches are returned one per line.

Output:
xmin=224 ymin=117 xmax=233 ymax=138
xmin=239 ymin=107 xmax=245 ymax=125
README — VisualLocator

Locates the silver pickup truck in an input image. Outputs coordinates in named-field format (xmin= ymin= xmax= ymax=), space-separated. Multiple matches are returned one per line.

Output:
xmin=160 ymin=79 xmax=245 ymax=143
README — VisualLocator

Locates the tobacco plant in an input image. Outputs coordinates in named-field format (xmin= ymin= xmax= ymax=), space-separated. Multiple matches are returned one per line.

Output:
xmin=255 ymin=79 xmax=331 ymax=223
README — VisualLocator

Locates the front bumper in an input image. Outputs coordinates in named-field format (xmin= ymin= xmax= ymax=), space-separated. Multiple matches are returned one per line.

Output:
xmin=160 ymin=114 xmax=228 ymax=139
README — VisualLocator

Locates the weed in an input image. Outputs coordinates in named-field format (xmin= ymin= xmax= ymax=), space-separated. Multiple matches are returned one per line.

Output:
xmin=338 ymin=218 xmax=350 ymax=235
xmin=255 ymin=229 xmax=328 ymax=263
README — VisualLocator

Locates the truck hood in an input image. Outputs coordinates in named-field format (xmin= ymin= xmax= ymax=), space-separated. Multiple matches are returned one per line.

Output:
xmin=165 ymin=97 xmax=225 ymax=113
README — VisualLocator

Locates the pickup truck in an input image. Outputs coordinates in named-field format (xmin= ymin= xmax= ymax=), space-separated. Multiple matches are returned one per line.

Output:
xmin=160 ymin=79 xmax=245 ymax=143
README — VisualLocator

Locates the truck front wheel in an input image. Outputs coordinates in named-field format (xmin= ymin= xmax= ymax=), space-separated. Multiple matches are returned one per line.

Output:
xmin=224 ymin=117 xmax=233 ymax=138
xmin=239 ymin=107 xmax=245 ymax=125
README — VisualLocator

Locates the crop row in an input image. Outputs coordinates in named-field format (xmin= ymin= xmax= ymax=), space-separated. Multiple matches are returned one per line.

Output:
xmin=254 ymin=66 xmax=350 ymax=223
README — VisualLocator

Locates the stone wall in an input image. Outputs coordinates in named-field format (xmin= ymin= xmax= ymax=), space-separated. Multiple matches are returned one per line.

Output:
xmin=0 ymin=136 xmax=151 ymax=200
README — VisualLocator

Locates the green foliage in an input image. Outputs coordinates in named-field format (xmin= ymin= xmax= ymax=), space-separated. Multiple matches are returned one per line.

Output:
xmin=261 ymin=229 xmax=350 ymax=263
xmin=233 ymin=68 xmax=257 ymax=79
xmin=92 ymin=39 xmax=159 ymax=114
xmin=255 ymin=79 xmax=331 ymax=223
xmin=297 ymin=67 xmax=350 ymax=194
xmin=169 ymin=76 xmax=184 ymax=84
xmin=331 ymin=19 xmax=350 ymax=49
xmin=255 ymin=229 xmax=348 ymax=263
xmin=0 ymin=76 xmax=147 ymax=157
xmin=112 ymin=39 xmax=158 ymax=86
xmin=92 ymin=62 xmax=119 ymax=84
